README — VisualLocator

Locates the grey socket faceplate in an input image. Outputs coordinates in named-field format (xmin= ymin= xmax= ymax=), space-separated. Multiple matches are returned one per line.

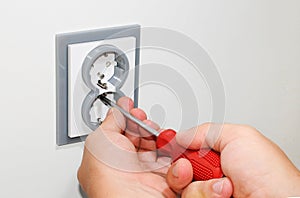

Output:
xmin=56 ymin=25 xmax=140 ymax=146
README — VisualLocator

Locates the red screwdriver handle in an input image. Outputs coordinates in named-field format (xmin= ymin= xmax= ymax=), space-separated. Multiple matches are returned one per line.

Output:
xmin=156 ymin=129 xmax=223 ymax=181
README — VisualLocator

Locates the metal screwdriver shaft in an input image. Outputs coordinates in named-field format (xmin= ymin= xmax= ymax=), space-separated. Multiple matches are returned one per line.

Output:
xmin=99 ymin=95 xmax=160 ymax=136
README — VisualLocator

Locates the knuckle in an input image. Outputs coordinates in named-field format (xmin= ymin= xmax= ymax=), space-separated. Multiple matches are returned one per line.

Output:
xmin=77 ymin=167 xmax=82 ymax=183
xmin=84 ymin=131 xmax=96 ymax=146
xmin=201 ymin=122 xmax=212 ymax=128
xmin=235 ymin=124 xmax=261 ymax=137
xmin=241 ymin=124 xmax=256 ymax=131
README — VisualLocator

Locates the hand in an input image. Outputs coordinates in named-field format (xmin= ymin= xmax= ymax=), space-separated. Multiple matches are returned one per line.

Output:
xmin=166 ymin=123 xmax=300 ymax=197
xmin=78 ymin=97 xmax=178 ymax=198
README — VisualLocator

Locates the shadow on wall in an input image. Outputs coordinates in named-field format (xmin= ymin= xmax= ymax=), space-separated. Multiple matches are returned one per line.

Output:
xmin=79 ymin=185 xmax=88 ymax=198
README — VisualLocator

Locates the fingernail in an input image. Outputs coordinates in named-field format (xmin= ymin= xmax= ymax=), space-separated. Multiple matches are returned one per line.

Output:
xmin=172 ymin=162 xmax=179 ymax=178
xmin=212 ymin=179 xmax=224 ymax=194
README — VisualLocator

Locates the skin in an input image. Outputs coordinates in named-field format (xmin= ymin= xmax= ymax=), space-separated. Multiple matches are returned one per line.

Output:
xmin=78 ymin=97 xmax=300 ymax=197
xmin=78 ymin=97 xmax=179 ymax=198
xmin=172 ymin=124 xmax=300 ymax=197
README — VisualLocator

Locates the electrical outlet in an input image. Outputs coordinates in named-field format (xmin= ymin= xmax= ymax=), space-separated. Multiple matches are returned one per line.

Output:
xmin=56 ymin=25 xmax=140 ymax=146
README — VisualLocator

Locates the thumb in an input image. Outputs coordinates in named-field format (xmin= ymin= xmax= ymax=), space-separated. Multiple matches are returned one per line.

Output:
xmin=98 ymin=107 xmax=126 ymax=133
xmin=182 ymin=177 xmax=233 ymax=198
xmin=166 ymin=158 xmax=193 ymax=193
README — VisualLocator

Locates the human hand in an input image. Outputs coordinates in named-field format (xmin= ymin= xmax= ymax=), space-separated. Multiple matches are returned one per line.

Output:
xmin=78 ymin=97 xmax=180 ymax=198
xmin=166 ymin=123 xmax=300 ymax=197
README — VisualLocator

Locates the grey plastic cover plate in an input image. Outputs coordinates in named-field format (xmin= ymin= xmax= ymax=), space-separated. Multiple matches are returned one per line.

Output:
xmin=56 ymin=24 xmax=140 ymax=146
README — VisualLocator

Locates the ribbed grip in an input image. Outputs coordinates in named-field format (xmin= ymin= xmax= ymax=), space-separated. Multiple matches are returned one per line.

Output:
xmin=156 ymin=129 xmax=223 ymax=181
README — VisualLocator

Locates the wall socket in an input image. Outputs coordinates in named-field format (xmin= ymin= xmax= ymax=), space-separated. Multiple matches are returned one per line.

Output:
xmin=56 ymin=25 xmax=140 ymax=146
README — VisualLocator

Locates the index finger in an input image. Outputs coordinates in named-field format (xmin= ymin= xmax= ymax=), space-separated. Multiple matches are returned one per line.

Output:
xmin=176 ymin=123 xmax=243 ymax=152
xmin=116 ymin=96 xmax=147 ymax=134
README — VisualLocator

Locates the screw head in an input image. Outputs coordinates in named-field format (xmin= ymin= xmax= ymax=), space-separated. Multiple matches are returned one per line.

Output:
xmin=106 ymin=61 xmax=111 ymax=67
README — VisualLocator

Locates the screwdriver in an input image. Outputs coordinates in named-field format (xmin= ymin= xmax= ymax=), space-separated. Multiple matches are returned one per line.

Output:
xmin=99 ymin=95 xmax=223 ymax=181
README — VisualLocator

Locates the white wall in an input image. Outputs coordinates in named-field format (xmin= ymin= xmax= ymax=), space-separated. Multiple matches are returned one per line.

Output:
xmin=0 ymin=0 xmax=299 ymax=197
